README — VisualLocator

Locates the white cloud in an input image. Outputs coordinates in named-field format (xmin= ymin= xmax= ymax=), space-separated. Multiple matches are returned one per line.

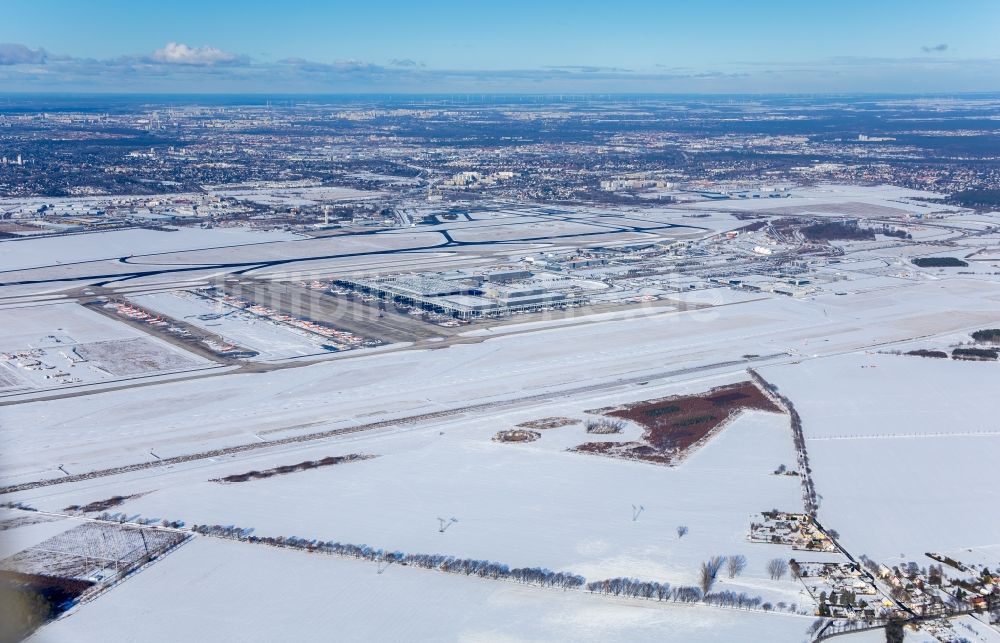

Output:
xmin=1 ymin=42 xmax=998 ymax=93
xmin=389 ymin=58 xmax=423 ymax=68
xmin=0 ymin=43 xmax=47 ymax=65
xmin=277 ymin=58 xmax=384 ymax=74
xmin=150 ymin=42 xmax=247 ymax=66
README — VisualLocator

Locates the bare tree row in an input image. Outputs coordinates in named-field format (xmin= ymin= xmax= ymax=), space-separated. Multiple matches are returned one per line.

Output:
xmin=748 ymin=369 xmax=818 ymax=516
xmin=191 ymin=524 xmax=585 ymax=589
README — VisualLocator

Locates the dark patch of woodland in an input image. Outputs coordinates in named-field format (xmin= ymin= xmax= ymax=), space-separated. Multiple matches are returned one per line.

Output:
xmin=905 ymin=349 xmax=948 ymax=359
xmin=912 ymin=257 xmax=968 ymax=267
xmin=971 ymin=328 xmax=1000 ymax=343
xmin=211 ymin=454 xmax=374 ymax=483
xmin=952 ymin=347 xmax=998 ymax=361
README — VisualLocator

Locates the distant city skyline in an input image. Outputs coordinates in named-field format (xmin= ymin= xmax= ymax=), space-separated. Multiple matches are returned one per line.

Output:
xmin=2 ymin=0 xmax=1000 ymax=93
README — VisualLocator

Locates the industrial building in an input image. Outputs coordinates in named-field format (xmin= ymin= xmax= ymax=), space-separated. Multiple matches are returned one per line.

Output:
xmin=335 ymin=273 xmax=584 ymax=319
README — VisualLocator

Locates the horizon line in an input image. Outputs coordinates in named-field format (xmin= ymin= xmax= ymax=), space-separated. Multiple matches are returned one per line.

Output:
xmin=2 ymin=90 xmax=1000 ymax=98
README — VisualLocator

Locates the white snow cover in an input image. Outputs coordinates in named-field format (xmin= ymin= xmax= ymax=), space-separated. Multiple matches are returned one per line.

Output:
xmin=0 ymin=227 xmax=302 ymax=272
xmin=59 ymin=407 xmax=817 ymax=605
xmin=760 ymin=352 xmax=1000 ymax=563
xmin=40 ymin=537 xmax=819 ymax=643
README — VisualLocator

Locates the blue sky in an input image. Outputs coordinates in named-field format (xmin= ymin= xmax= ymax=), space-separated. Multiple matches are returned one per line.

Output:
xmin=2 ymin=0 xmax=999 ymax=93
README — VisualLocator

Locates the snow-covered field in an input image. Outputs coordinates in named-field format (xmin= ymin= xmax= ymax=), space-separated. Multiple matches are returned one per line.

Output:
xmin=3 ymin=278 xmax=998 ymax=483
xmin=47 ymin=405 xmax=816 ymax=607
xmin=0 ymin=227 xmax=302 ymax=272
xmin=129 ymin=290 xmax=332 ymax=360
xmin=680 ymin=184 xmax=951 ymax=217
xmin=759 ymin=352 xmax=1000 ymax=564
xmin=38 ymin=537 xmax=819 ymax=643
xmin=0 ymin=302 xmax=141 ymax=350
xmin=4 ymin=188 xmax=1000 ymax=641
xmin=0 ymin=301 xmax=210 ymax=393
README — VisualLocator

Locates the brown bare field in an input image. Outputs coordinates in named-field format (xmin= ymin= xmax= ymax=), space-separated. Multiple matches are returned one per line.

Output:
xmin=516 ymin=417 xmax=580 ymax=430
xmin=572 ymin=381 xmax=782 ymax=465
xmin=0 ymin=222 xmax=47 ymax=234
